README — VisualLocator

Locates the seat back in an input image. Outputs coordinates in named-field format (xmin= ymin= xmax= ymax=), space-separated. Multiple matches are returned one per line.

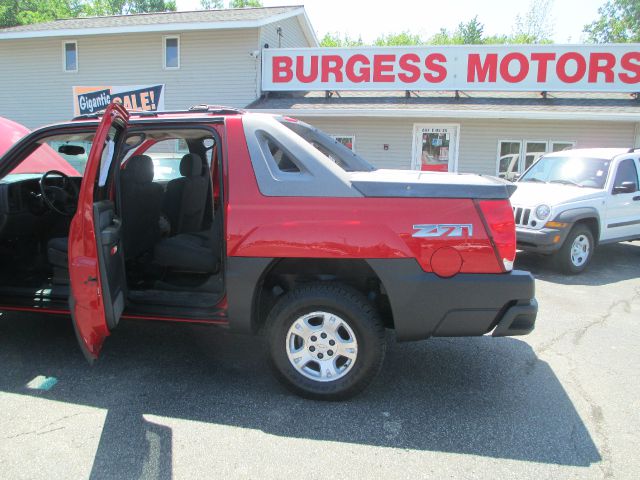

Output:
xmin=163 ymin=153 xmax=209 ymax=235
xmin=120 ymin=155 xmax=163 ymax=259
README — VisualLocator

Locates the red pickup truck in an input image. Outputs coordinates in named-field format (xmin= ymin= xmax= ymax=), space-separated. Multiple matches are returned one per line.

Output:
xmin=0 ymin=103 xmax=537 ymax=400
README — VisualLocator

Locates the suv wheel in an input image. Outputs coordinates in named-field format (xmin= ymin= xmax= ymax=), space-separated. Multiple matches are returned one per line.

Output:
xmin=555 ymin=225 xmax=594 ymax=274
xmin=266 ymin=283 xmax=386 ymax=401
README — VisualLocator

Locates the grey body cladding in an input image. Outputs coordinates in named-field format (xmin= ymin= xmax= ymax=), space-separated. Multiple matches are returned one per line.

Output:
xmin=242 ymin=114 xmax=362 ymax=197
xmin=242 ymin=114 xmax=517 ymax=200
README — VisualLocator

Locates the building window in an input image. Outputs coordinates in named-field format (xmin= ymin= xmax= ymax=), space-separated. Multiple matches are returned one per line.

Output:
xmin=551 ymin=141 xmax=575 ymax=152
xmin=331 ymin=135 xmax=355 ymax=151
xmin=497 ymin=139 xmax=576 ymax=181
xmin=163 ymin=36 xmax=180 ymax=69
xmin=497 ymin=141 xmax=521 ymax=181
xmin=63 ymin=41 xmax=78 ymax=72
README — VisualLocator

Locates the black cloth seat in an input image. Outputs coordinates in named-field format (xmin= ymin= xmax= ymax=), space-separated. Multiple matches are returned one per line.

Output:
xmin=121 ymin=154 xmax=163 ymax=260
xmin=154 ymin=210 xmax=223 ymax=274
xmin=155 ymin=153 xmax=220 ymax=273
xmin=163 ymin=153 xmax=209 ymax=235
xmin=47 ymin=237 xmax=68 ymax=268
xmin=154 ymin=231 xmax=219 ymax=273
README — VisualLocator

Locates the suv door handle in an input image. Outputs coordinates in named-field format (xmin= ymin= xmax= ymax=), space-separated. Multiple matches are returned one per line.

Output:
xmin=633 ymin=196 xmax=640 ymax=201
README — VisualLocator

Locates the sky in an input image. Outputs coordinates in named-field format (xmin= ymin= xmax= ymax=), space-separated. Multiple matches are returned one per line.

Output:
xmin=175 ymin=0 xmax=606 ymax=44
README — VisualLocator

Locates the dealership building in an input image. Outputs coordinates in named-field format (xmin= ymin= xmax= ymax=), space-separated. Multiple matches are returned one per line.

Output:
xmin=0 ymin=6 xmax=639 ymax=178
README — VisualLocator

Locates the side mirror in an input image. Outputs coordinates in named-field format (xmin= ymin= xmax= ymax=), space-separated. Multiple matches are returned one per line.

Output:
xmin=613 ymin=181 xmax=637 ymax=194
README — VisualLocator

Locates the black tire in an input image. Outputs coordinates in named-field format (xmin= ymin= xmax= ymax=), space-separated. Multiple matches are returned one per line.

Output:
xmin=555 ymin=224 xmax=595 ymax=274
xmin=266 ymin=283 xmax=386 ymax=401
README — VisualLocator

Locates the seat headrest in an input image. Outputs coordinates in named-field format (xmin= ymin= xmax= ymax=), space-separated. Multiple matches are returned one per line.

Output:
xmin=124 ymin=155 xmax=154 ymax=183
xmin=180 ymin=153 xmax=204 ymax=177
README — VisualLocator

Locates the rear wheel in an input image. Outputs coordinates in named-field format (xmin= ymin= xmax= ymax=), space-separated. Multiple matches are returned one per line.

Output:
xmin=555 ymin=224 xmax=594 ymax=274
xmin=266 ymin=283 xmax=386 ymax=401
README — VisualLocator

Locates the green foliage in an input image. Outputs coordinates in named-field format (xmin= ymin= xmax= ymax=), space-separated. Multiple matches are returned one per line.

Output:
xmin=228 ymin=0 xmax=262 ymax=8
xmin=200 ymin=0 xmax=223 ymax=9
xmin=457 ymin=15 xmax=484 ymax=44
xmin=1 ymin=1 xmax=81 ymax=27
xmin=319 ymin=32 xmax=364 ymax=47
xmin=374 ymin=31 xmax=422 ymax=46
xmin=0 ymin=0 xmax=176 ymax=27
xmin=512 ymin=0 xmax=554 ymax=43
xmin=428 ymin=16 xmax=490 ymax=45
xmin=87 ymin=1 xmax=177 ymax=15
xmin=584 ymin=0 xmax=640 ymax=42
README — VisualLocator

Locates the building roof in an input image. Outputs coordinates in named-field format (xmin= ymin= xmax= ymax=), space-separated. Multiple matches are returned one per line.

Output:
xmin=0 ymin=6 xmax=318 ymax=45
xmin=248 ymin=90 xmax=640 ymax=122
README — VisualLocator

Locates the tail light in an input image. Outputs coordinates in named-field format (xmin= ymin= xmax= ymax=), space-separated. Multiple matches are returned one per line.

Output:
xmin=477 ymin=200 xmax=516 ymax=272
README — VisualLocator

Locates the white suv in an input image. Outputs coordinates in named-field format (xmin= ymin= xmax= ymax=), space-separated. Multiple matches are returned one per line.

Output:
xmin=510 ymin=148 xmax=640 ymax=274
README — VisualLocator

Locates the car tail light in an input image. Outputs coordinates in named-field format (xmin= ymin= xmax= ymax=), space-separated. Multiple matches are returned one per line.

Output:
xmin=477 ymin=200 xmax=516 ymax=272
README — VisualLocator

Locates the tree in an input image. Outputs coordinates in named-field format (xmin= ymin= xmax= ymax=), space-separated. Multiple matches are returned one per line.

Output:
xmin=428 ymin=16 xmax=485 ymax=45
xmin=584 ymin=0 xmax=640 ymax=42
xmin=1 ymin=1 xmax=87 ymax=28
xmin=200 ymin=0 xmax=223 ymax=9
xmin=374 ymin=31 xmax=422 ymax=46
xmin=512 ymin=0 xmax=555 ymax=43
xmin=457 ymin=15 xmax=484 ymax=44
xmin=228 ymin=0 xmax=262 ymax=8
xmin=319 ymin=32 xmax=364 ymax=47
xmin=87 ymin=1 xmax=176 ymax=15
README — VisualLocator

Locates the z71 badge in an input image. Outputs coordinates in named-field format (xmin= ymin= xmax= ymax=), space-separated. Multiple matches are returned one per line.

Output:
xmin=412 ymin=224 xmax=473 ymax=238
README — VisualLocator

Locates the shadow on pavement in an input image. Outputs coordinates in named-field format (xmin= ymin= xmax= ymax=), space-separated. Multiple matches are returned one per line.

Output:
xmin=0 ymin=312 xmax=601 ymax=479
xmin=515 ymin=241 xmax=640 ymax=286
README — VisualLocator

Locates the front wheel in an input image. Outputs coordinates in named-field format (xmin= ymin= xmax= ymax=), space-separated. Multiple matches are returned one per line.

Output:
xmin=555 ymin=225 xmax=595 ymax=274
xmin=266 ymin=283 xmax=386 ymax=401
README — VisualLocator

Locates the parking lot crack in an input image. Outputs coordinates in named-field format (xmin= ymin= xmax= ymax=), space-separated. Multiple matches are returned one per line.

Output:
xmin=573 ymin=287 xmax=640 ymax=347
xmin=4 ymin=412 xmax=87 ymax=440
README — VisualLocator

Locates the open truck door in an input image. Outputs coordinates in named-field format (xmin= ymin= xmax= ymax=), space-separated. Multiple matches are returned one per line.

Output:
xmin=68 ymin=103 xmax=129 ymax=362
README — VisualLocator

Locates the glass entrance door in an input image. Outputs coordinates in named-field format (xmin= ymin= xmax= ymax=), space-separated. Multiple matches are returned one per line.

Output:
xmin=412 ymin=124 xmax=459 ymax=172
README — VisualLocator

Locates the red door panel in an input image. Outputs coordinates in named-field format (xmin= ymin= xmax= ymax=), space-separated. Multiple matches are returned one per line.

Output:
xmin=68 ymin=102 xmax=129 ymax=361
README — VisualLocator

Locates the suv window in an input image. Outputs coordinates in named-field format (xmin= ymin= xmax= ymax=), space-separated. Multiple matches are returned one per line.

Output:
xmin=262 ymin=134 xmax=301 ymax=173
xmin=144 ymin=139 xmax=190 ymax=181
xmin=612 ymin=159 xmax=639 ymax=191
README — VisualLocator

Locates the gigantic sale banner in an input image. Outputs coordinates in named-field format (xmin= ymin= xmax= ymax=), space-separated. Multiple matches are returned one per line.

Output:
xmin=262 ymin=45 xmax=640 ymax=93
xmin=73 ymin=84 xmax=165 ymax=116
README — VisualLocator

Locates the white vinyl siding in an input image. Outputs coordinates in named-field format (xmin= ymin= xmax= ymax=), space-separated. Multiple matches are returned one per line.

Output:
xmin=0 ymin=28 xmax=259 ymax=128
xmin=297 ymin=117 xmax=637 ymax=174
xmin=257 ymin=16 xmax=313 ymax=98
xmin=260 ymin=15 xmax=309 ymax=50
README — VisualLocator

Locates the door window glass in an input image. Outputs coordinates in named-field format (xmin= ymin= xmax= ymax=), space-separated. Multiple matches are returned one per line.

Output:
xmin=613 ymin=159 xmax=639 ymax=191
xmin=416 ymin=125 xmax=457 ymax=172
xmin=144 ymin=139 xmax=190 ymax=181
xmin=524 ymin=142 xmax=548 ymax=171
xmin=98 ymin=127 xmax=117 ymax=188
xmin=498 ymin=141 xmax=521 ymax=180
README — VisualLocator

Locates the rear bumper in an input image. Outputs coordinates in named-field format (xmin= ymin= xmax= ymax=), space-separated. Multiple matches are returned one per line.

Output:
xmin=367 ymin=259 xmax=537 ymax=341
xmin=516 ymin=226 xmax=569 ymax=254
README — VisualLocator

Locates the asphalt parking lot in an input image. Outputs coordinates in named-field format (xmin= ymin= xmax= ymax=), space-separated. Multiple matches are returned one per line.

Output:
xmin=1 ymin=242 xmax=639 ymax=479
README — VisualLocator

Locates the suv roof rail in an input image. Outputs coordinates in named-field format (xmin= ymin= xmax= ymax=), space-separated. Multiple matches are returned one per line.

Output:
xmin=71 ymin=105 xmax=244 ymax=121
xmin=188 ymin=104 xmax=245 ymax=114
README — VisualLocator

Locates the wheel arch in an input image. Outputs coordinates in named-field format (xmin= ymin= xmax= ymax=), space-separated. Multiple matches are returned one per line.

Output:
xmin=554 ymin=208 xmax=601 ymax=245
xmin=238 ymin=257 xmax=394 ymax=335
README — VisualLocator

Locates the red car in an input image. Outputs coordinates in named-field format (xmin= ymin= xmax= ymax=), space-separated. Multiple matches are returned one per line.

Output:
xmin=0 ymin=104 xmax=537 ymax=400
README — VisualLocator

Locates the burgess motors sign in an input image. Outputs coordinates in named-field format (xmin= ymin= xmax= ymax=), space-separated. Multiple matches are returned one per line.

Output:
xmin=262 ymin=45 xmax=640 ymax=92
